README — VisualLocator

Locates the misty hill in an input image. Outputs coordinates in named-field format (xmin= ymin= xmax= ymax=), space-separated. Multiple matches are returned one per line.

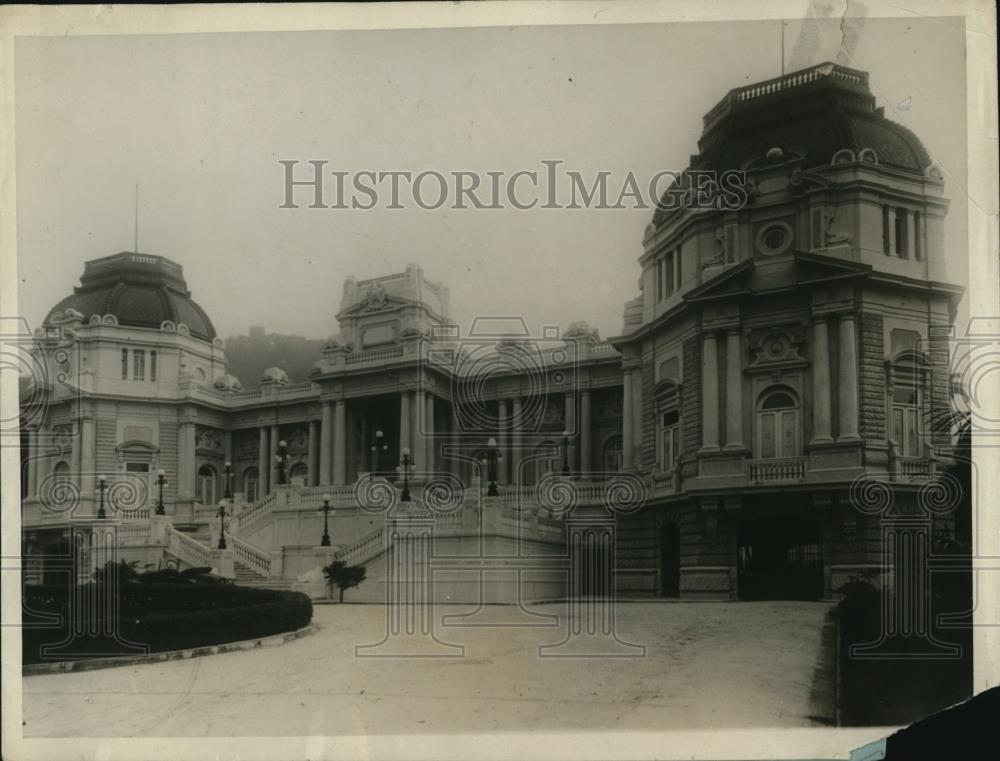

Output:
xmin=223 ymin=327 xmax=325 ymax=389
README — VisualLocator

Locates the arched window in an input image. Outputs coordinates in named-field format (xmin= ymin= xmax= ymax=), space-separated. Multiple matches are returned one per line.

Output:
xmin=53 ymin=460 xmax=71 ymax=482
xmin=288 ymin=461 xmax=308 ymax=487
xmin=243 ymin=466 xmax=259 ymax=503
xmin=604 ymin=436 xmax=623 ymax=473
xmin=197 ymin=464 xmax=217 ymax=506
xmin=530 ymin=441 xmax=561 ymax=485
xmin=654 ymin=381 xmax=681 ymax=471
xmin=756 ymin=387 xmax=800 ymax=458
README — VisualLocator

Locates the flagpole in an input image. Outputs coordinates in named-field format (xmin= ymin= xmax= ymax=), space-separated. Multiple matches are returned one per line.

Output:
xmin=134 ymin=183 xmax=139 ymax=253
xmin=780 ymin=20 xmax=785 ymax=76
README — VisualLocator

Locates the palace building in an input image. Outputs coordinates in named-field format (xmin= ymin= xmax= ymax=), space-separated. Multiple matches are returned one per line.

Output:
xmin=19 ymin=63 xmax=963 ymax=602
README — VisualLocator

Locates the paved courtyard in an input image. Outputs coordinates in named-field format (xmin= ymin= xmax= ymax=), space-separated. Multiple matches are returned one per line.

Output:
xmin=22 ymin=601 xmax=835 ymax=737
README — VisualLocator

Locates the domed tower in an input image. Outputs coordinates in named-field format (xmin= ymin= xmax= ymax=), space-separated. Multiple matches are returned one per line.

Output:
xmin=613 ymin=63 xmax=963 ymax=601
xmin=24 ymin=252 xmax=230 ymax=534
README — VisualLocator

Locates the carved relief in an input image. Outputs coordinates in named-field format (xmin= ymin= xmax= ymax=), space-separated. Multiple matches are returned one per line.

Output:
xmin=360 ymin=283 xmax=388 ymax=311
xmin=747 ymin=326 xmax=808 ymax=372
xmin=196 ymin=427 xmax=223 ymax=452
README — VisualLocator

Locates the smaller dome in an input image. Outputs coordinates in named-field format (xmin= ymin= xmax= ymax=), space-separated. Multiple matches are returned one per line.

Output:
xmin=213 ymin=374 xmax=243 ymax=393
xmin=260 ymin=367 xmax=290 ymax=386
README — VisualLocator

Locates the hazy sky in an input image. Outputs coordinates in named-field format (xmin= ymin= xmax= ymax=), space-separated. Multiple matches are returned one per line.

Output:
xmin=14 ymin=16 xmax=967 ymax=342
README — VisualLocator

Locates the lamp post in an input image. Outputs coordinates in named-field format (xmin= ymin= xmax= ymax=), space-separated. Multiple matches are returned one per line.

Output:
xmin=276 ymin=440 xmax=288 ymax=485
xmin=97 ymin=475 xmax=107 ymax=519
xmin=399 ymin=447 xmax=413 ymax=502
xmin=223 ymin=461 xmax=233 ymax=500
xmin=217 ymin=499 xmax=228 ymax=550
xmin=561 ymin=431 xmax=571 ymax=477
xmin=155 ymin=469 xmax=167 ymax=515
xmin=320 ymin=494 xmax=333 ymax=546
xmin=485 ymin=437 xmax=500 ymax=497
xmin=370 ymin=429 xmax=387 ymax=479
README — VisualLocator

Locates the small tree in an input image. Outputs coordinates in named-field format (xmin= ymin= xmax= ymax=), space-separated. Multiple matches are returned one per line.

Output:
xmin=93 ymin=559 xmax=140 ymax=585
xmin=322 ymin=560 xmax=367 ymax=602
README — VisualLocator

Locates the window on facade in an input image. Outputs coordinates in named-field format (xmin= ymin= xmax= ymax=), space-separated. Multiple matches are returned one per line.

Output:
xmin=604 ymin=436 xmax=623 ymax=473
xmin=655 ymin=259 xmax=664 ymax=301
xmin=756 ymin=388 xmax=800 ymax=459
xmin=150 ymin=351 xmax=157 ymax=382
xmin=665 ymin=251 xmax=675 ymax=294
xmin=244 ymin=467 xmax=259 ymax=503
xmin=891 ymin=372 xmax=922 ymax=457
xmin=895 ymin=208 xmax=908 ymax=258
xmin=53 ymin=461 xmax=70 ymax=483
xmin=133 ymin=349 xmax=145 ymax=381
xmin=121 ymin=348 xmax=129 ymax=380
xmin=197 ymin=465 xmax=216 ymax=506
xmin=289 ymin=462 xmax=308 ymax=486
xmin=531 ymin=441 xmax=561 ymax=485
xmin=655 ymin=382 xmax=681 ymax=471
xmin=913 ymin=211 xmax=922 ymax=261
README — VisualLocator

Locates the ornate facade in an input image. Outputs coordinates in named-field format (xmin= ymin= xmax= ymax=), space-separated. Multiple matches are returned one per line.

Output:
xmin=19 ymin=63 xmax=962 ymax=601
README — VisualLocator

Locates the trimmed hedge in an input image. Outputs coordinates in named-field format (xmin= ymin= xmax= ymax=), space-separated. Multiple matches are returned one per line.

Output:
xmin=22 ymin=583 xmax=312 ymax=665
xmin=837 ymin=574 xmax=972 ymax=726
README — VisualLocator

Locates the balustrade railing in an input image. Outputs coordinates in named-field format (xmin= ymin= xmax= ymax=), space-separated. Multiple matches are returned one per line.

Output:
xmin=345 ymin=345 xmax=404 ymax=365
xmin=230 ymin=537 xmax=272 ymax=577
xmin=897 ymin=457 xmax=934 ymax=480
xmin=334 ymin=526 xmax=387 ymax=566
xmin=746 ymin=457 xmax=807 ymax=483
xmin=166 ymin=527 xmax=213 ymax=569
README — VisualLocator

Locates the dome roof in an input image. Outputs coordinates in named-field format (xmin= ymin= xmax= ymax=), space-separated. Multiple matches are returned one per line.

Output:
xmin=45 ymin=252 xmax=217 ymax=341
xmin=653 ymin=63 xmax=933 ymax=226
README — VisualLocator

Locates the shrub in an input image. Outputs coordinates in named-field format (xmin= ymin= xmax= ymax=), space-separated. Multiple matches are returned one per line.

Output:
xmin=22 ymin=583 xmax=312 ymax=665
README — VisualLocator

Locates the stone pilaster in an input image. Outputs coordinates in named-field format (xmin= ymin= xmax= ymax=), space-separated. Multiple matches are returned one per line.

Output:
xmin=701 ymin=332 xmax=720 ymax=451
xmin=811 ymin=316 xmax=833 ymax=444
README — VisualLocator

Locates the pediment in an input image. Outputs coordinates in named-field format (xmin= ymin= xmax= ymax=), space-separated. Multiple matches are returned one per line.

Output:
xmin=793 ymin=251 xmax=871 ymax=286
xmin=684 ymin=259 xmax=754 ymax=304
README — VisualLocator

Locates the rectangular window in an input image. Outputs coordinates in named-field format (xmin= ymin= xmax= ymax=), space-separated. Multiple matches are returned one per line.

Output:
xmin=913 ymin=211 xmax=922 ymax=261
xmin=655 ymin=260 xmax=663 ymax=301
xmin=882 ymin=205 xmax=891 ymax=255
xmin=665 ymin=251 xmax=675 ymax=295
xmin=121 ymin=348 xmax=128 ymax=379
xmin=674 ymin=247 xmax=682 ymax=287
xmin=245 ymin=479 xmax=258 ymax=504
xmin=150 ymin=351 xmax=157 ymax=382
xmin=659 ymin=409 xmax=680 ymax=469
xmin=133 ymin=349 xmax=145 ymax=381
xmin=891 ymin=374 xmax=922 ymax=456
xmin=894 ymin=208 xmax=906 ymax=257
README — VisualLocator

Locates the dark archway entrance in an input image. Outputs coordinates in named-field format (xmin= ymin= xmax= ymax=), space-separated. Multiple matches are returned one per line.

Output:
xmin=738 ymin=517 xmax=823 ymax=600
xmin=660 ymin=522 xmax=680 ymax=597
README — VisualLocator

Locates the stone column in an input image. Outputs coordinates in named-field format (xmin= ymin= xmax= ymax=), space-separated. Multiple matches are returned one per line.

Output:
xmin=26 ymin=427 xmax=38 ymax=497
xmin=723 ymin=328 xmax=744 ymax=450
xmin=307 ymin=420 xmax=319 ymax=487
xmin=497 ymin=398 xmax=509 ymax=483
xmin=511 ymin=397 xmax=523 ymax=485
xmin=414 ymin=390 xmax=425 ymax=474
xmin=258 ymin=426 xmax=269 ymax=495
xmin=269 ymin=424 xmax=279 ymax=491
xmin=223 ymin=431 xmax=233 ymax=468
xmin=449 ymin=403 xmax=461 ymax=478
xmin=399 ymin=391 xmax=411 ymax=458
xmin=564 ymin=390 xmax=576 ymax=472
xmin=319 ymin=402 xmax=333 ymax=485
xmin=334 ymin=400 xmax=347 ymax=485
xmin=580 ymin=389 xmax=592 ymax=473
xmin=701 ymin=332 xmax=720 ymax=451
xmin=838 ymin=313 xmax=860 ymax=441
xmin=622 ymin=371 xmax=635 ymax=470
xmin=179 ymin=419 xmax=197 ymax=500
xmin=425 ymin=393 xmax=435 ymax=476
xmin=80 ymin=416 xmax=96 ymax=501
xmin=811 ymin=317 xmax=833 ymax=444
